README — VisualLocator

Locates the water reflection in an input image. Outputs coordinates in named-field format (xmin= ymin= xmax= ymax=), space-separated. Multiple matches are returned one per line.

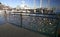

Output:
xmin=8 ymin=14 xmax=21 ymax=26
xmin=0 ymin=12 xmax=6 ymax=25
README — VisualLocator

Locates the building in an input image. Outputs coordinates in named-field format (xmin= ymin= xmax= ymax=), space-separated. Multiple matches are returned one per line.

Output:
xmin=0 ymin=2 xmax=12 ymax=11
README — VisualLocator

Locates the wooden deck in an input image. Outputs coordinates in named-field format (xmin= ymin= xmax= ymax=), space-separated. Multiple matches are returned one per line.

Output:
xmin=0 ymin=23 xmax=47 ymax=37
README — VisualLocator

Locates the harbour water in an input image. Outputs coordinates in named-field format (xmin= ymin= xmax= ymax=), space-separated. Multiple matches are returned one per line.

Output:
xmin=0 ymin=14 xmax=6 ymax=25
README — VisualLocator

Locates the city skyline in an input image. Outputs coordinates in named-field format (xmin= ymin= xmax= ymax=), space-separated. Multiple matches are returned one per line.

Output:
xmin=0 ymin=0 xmax=39 ymax=8
xmin=0 ymin=0 xmax=60 ymax=8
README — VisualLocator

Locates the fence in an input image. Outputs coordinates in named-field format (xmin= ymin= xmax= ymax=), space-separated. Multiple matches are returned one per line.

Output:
xmin=7 ymin=12 xmax=59 ymax=37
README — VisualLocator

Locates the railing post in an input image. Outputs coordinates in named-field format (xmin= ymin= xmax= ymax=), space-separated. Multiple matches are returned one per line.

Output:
xmin=4 ymin=11 xmax=7 ymax=23
xmin=20 ymin=13 xmax=22 ymax=27
xmin=8 ymin=12 xmax=11 ymax=22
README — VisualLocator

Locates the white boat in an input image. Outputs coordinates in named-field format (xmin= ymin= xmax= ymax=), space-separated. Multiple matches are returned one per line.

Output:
xmin=22 ymin=10 xmax=26 ymax=12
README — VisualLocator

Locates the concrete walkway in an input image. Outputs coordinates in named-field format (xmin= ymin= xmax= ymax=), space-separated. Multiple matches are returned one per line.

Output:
xmin=0 ymin=23 xmax=47 ymax=37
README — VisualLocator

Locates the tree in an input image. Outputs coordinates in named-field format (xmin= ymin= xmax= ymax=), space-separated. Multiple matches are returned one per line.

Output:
xmin=0 ymin=2 xmax=2 ymax=4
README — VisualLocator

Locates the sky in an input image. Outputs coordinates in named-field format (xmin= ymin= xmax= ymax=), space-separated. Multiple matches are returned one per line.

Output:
xmin=0 ymin=0 xmax=39 ymax=8
xmin=0 ymin=0 xmax=60 ymax=9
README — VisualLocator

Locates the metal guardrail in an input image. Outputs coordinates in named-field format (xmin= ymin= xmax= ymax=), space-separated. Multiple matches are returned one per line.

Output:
xmin=7 ymin=12 xmax=59 ymax=37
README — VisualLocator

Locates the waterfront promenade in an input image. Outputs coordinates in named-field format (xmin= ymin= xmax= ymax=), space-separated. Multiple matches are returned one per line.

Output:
xmin=0 ymin=23 xmax=46 ymax=37
xmin=0 ymin=11 xmax=59 ymax=37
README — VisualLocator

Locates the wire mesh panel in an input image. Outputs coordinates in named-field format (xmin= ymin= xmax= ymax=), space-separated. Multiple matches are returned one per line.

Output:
xmin=0 ymin=11 xmax=6 ymax=25
xmin=8 ymin=12 xmax=21 ymax=26
xmin=22 ymin=14 xmax=58 ymax=37
xmin=8 ymin=12 xmax=59 ymax=37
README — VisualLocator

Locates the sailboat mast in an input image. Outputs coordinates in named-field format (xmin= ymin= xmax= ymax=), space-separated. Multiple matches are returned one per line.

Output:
xmin=34 ymin=0 xmax=36 ymax=13
xmin=48 ymin=0 xmax=50 ymax=8
xmin=40 ymin=0 xmax=42 ymax=8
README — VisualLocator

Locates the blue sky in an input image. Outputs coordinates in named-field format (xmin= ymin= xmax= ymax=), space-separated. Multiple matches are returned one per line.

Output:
xmin=0 ymin=0 xmax=39 ymax=8
xmin=0 ymin=0 xmax=60 ymax=8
